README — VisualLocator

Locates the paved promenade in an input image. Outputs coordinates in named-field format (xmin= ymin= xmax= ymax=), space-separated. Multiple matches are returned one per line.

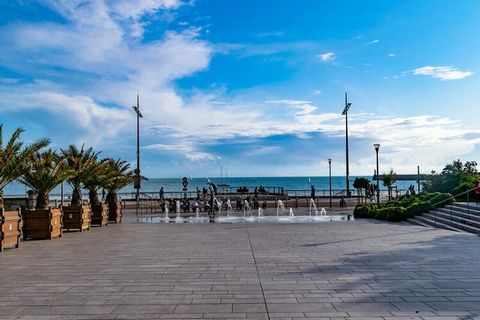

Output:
xmin=1 ymin=212 xmax=480 ymax=320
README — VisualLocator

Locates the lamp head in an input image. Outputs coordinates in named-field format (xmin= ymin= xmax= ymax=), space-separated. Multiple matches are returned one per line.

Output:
xmin=373 ymin=143 xmax=380 ymax=151
xmin=132 ymin=105 xmax=143 ymax=118
xmin=328 ymin=158 xmax=332 ymax=164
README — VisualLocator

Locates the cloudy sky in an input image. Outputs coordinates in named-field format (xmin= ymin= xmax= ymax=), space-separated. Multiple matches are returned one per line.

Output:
xmin=0 ymin=0 xmax=479 ymax=177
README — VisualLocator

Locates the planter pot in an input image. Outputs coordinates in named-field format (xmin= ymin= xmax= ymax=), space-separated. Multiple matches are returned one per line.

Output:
xmin=108 ymin=202 xmax=122 ymax=223
xmin=91 ymin=203 xmax=108 ymax=227
xmin=22 ymin=207 xmax=62 ymax=240
xmin=1 ymin=208 xmax=22 ymax=252
xmin=62 ymin=205 xmax=91 ymax=232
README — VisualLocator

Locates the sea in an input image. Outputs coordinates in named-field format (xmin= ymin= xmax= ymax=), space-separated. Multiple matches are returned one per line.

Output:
xmin=4 ymin=176 xmax=419 ymax=197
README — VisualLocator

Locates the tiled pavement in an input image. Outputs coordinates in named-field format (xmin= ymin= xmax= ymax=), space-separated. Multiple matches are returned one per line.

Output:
xmin=1 ymin=212 xmax=480 ymax=320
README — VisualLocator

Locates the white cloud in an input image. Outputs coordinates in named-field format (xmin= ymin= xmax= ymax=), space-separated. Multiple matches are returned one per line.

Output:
xmin=366 ymin=39 xmax=380 ymax=46
xmin=388 ymin=53 xmax=395 ymax=57
xmin=0 ymin=2 xmax=479 ymax=175
xmin=144 ymin=142 xmax=216 ymax=161
xmin=317 ymin=52 xmax=335 ymax=62
xmin=411 ymin=66 xmax=473 ymax=80
xmin=265 ymin=100 xmax=312 ymax=106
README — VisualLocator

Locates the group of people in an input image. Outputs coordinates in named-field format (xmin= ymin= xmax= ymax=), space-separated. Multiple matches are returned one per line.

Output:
xmin=404 ymin=184 xmax=417 ymax=198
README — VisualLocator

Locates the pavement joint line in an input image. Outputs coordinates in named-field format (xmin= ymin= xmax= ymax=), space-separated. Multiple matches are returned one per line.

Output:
xmin=244 ymin=223 xmax=271 ymax=320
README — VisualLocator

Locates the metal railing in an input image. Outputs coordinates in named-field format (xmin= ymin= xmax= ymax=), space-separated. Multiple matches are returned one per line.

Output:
xmin=431 ymin=186 xmax=478 ymax=227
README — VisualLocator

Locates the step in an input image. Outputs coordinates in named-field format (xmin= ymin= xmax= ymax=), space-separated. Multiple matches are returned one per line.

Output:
xmin=437 ymin=208 xmax=480 ymax=226
xmin=448 ymin=202 xmax=480 ymax=215
xmin=422 ymin=212 xmax=480 ymax=234
xmin=407 ymin=217 xmax=435 ymax=228
xmin=412 ymin=215 xmax=465 ymax=233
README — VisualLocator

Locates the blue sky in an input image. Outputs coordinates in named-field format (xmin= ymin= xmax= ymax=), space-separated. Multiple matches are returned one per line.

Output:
xmin=0 ymin=0 xmax=479 ymax=177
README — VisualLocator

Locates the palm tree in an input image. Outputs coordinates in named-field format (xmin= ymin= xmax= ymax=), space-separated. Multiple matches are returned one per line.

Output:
xmin=103 ymin=158 xmax=133 ymax=210
xmin=382 ymin=168 xmax=398 ymax=200
xmin=19 ymin=150 xmax=73 ymax=209
xmin=61 ymin=144 xmax=98 ymax=206
xmin=0 ymin=125 xmax=49 ymax=209
xmin=83 ymin=158 xmax=110 ymax=205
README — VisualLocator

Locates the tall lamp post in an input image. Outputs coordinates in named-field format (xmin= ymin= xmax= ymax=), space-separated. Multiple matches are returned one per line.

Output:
xmin=328 ymin=159 xmax=332 ymax=208
xmin=132 ymin=94 xmax=143 ymax=216
xmin=373 ymin=144 xmax=380 ymax=205
xmin=341 ymin=92 xmax=352 ymax=197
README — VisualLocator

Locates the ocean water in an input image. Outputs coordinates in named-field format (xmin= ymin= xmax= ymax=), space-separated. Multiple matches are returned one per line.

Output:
xmin=3 ymin=176 xmax=419 ymax=196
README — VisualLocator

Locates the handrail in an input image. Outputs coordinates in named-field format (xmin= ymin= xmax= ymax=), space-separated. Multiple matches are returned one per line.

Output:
xmin=430 ymin=186 xmax=478 ymax=228
xmin=431 ymin=186 xmax=477 ymax=208
xmin=140 ymin=192 xmax=153 ymax=200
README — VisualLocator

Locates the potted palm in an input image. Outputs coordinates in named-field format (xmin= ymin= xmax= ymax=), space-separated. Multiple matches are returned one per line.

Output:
xmin=19 ymin=150 xmax=72 ymax=240
xmin=104 ymin=159 xmax=133 ymax=223
xmin=83 ymin=158 xmax=110 ymax=227
xmin=61 ymin=145 xmax=97 ymax=232
xmin=0 ymin=125 xmax=49 ymax=251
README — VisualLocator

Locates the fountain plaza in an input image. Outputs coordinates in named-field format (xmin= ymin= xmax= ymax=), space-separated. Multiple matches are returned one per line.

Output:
xmin=1 ymin=206 xmax=480 ymax=319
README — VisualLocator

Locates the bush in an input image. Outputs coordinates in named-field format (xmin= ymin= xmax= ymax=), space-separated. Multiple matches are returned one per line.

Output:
xmin=354 ymin=192 xmax=452 ymax=222
xmin=353 ymin=204 xmax=375 ymax=218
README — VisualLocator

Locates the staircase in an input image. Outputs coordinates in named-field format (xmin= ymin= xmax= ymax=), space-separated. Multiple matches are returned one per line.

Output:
xmin=408 ymin=202 xmax=480 ymax=234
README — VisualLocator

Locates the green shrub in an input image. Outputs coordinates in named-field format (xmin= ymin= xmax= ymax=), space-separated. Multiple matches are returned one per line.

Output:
xmin=354 ymin=192 xmax=453 ymax=222
xmin=354 ymin=204 xmax=375 ymax=218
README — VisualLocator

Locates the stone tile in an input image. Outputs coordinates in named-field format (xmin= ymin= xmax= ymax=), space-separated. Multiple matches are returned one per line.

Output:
xmin=2 ymin=210 xmax=480 ymax=319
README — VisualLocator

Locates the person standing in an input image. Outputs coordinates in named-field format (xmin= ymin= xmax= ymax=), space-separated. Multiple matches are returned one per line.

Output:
xmin=310 ymin=185 xmax=316 ymax=199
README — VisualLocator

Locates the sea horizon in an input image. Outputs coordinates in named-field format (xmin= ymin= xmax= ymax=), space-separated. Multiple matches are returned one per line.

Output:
xmin=3 ymin=175 xmax=421 ymax=196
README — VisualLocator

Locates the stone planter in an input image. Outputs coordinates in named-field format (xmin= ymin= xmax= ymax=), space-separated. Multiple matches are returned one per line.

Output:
xmin=108 ymin=202 xmax=122 ymax=223
xmin=91 ymin=203 xmax=108 ymax=227
xmin=0 ymin=208 xmax=22 ymax=252
xmin=62 ymin=205 xmax=91 ymax=232
xmin=22 ymin=207 xmax=62 ymax=240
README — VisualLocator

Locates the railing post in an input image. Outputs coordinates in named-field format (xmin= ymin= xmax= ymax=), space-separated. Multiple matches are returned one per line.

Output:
xmin=467 ymin=192 xmax=469 ymax=215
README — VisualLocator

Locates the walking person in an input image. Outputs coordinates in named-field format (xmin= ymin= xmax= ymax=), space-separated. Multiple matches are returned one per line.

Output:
xmin=159 ymin=186 xmax=164 ymax=200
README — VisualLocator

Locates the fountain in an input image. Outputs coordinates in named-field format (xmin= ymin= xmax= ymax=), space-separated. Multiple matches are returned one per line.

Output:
xmin=226 ymin=199 xmax=232 ymax=217
xmin=175 ymin=200 xmax=181 ymax=220
xmin=320 ymin=207 xmax=327 ymax=216
xmin=164 ymin=206 xmax=169 ymax=221
xmin=243 ymin=199 xmax=251 ymax=218
xmin=258 ymin=207 xmax=263 ymax=217
xmin=276 ymin=200 xmax=285 ymax=216
xmin=289 ymin=208 xmax=294 ymax=216
xmin=194 ymin=201 xmax=200 ymax=219
xmin=215 ymin=198 xmax=222 ymax=215
xmin=309 ymin=198 xmax=319 ymax=216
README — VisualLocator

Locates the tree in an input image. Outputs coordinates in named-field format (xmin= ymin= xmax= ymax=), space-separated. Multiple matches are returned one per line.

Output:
xmin=353 ymin=177 xmax=370 ymax=203
xmin=61 ymin=144 xmax=98 ymax=206
xmin=19 ymin=150 xmax=73 ymax=209
xmin=382 ymin=169 xmax=397 ymax=200
xmin=0 ymin=125 xmax=49 ymax=209
xmin=423 ymin=159 xmax=479 ymax=195
xmin=83 ymin=158 xmax=110 ymax=205
xmin=103 ymin=159 xmax=133 ymax=210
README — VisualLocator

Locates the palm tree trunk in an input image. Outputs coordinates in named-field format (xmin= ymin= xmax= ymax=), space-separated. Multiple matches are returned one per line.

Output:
xmin=71 ymin=187 xmax=82 ymax=206
xmin=89 ymin=188 xmax=99 ymax=205
xmin=0 ymin=189 xmax=4 ymax=209
xmin=106 ymin=191 xmax=117 ymax=212
xmin=36 ymin=192 xmax=49 ymax=209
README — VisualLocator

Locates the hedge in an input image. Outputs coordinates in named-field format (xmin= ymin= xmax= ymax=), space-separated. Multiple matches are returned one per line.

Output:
xmin=353 ymin=192 xmax=453 ymax=222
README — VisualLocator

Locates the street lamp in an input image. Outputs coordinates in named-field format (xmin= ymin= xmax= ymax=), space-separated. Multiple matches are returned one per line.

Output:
xmin=373 ymin=143 xmax=380 ymax=205
xmin=132 ymin=94 xmax=143 ymax=216
xmin=341 ymin=92 xmax=352 ymax=197
xmin=328 ymin=159 xmax=332 ymax=208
